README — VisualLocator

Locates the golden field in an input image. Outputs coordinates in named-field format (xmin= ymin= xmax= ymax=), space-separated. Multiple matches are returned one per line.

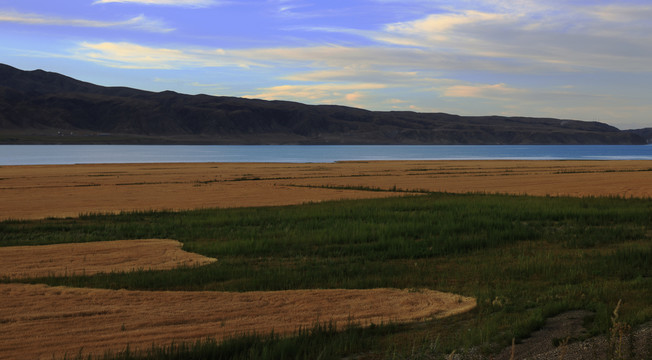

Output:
xmin=1 ymin=160 xmax=651 ymax=220
xmin=1 ymin=160 xmax=650 ymax=359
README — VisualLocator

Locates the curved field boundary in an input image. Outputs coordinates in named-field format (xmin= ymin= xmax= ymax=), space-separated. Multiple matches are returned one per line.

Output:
xmin=0 ymin=239 xmax=216 ymax=280
xmin=0 ymin=284 xmax=476 ymax=360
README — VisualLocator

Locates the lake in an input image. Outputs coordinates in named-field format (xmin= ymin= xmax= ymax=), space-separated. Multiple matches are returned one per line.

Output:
xmin=1 ymin=145 xmax=652 ymax=165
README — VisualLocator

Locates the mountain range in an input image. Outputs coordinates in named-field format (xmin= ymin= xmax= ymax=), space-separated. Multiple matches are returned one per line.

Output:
xmin=0 ymin=63 xmax=648 ymax=145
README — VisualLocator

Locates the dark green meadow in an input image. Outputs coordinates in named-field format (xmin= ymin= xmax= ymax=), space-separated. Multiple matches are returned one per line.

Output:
xmin=1 ymin=193 xmax=651 ymax=359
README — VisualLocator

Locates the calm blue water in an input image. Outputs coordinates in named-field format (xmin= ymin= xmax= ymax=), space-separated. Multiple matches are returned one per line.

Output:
xmin=1 ymin=145 xmax=651 ymax=165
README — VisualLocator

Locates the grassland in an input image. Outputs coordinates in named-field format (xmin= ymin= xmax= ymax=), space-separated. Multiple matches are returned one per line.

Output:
xmin=1 ymin=192 xmax=651 ymax=359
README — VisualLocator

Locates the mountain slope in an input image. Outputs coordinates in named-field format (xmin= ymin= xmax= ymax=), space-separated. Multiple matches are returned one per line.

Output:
xmin=0 ymin=64 xmax=645 ymax=145
xmin=626 ymin=128 xmax=652 ymax=144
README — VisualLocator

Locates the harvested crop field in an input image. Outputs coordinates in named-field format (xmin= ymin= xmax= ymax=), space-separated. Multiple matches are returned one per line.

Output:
xmin=0 ymin=230 xmax=478 ymax=359
xmin=0 ymin=283 xmax=475 ymax=360
xmin=1 ymin=160 xmax=650 ymax=359
xmin=1 ymin=160 xmax=651 ymax=220
xmin=0 ymin=239 xmax=216 ymax=280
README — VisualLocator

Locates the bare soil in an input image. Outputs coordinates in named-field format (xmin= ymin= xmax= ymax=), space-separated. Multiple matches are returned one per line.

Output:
xmin=456 ymin=311 xmax=652 ymax=360
xmin=1 ymin=160 xmax=651 ymax=220
xmin=0 ymin=284 xmax=476 ymax=360
xmin=0 ymin=239 xmax=216 ymax=280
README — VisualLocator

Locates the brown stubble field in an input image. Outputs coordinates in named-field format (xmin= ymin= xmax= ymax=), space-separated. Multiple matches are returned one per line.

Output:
xmin=0 ymin=239 xmax=217 ymax=279
xmin=0 ymin=238 xmax=477 ymax=359
xmin=0 ymin=284 xmax=475 ymax=360
xmin=1 ymin=160 xmax=651 ymax=220
xmin=1 ymin=160 xmax=651 ymax=359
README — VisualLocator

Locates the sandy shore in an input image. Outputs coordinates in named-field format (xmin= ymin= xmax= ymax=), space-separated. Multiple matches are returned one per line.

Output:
xmin=1 ymin=160 xmax=651 ymax=220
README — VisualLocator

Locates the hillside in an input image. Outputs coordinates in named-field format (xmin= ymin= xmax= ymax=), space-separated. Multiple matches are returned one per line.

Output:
xmin=0 ymin=64 xmax=646 ymax=145
xmin=626 ymin=128 xmax=652 ymax=144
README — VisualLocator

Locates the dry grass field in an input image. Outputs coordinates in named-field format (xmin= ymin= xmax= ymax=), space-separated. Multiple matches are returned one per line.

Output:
xmin=1 ymin=160 xmax=650 ymax=359
xmin=0 ymin=283 xmax=475 ymax=359
xmin=1 ymin=160 xmax=651 ymax=220
xmin=0 ymin=239 xmax=216 ymax=279
xmin=0 ymin=236 xmax=476 ymax=359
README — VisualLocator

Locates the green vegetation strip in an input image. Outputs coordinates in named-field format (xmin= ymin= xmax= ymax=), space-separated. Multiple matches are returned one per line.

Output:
xmin=2 ymin=193 xmax=651 ymax=359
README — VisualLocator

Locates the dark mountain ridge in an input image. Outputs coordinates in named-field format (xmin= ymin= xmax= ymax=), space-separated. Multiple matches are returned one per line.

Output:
xmin=0 ymin=63 xmax=646 ymax=144
xmin=626 ymin=128 xmax=652 ymax=144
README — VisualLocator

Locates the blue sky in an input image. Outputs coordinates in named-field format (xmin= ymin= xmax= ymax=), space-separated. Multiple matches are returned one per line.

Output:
xmin=1 ymin=0 xmax=651 ymax=129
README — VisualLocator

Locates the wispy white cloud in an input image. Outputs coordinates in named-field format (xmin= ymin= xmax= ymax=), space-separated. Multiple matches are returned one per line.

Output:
xmin=0 ymin=9 xmax=173 ymax=32
xmin=291 ymin=3 xmax=652 ymax=74
xmin=443 ymin=83 xmax=526 ymax=99
xmin=67 ymin=1 xmax=652 ymax=75
xmin=244 ymin=82 xmax=386 ymax=105
xmin=71 ymin=42 xmax=401 ymax=71
xmin=76 ymin=42 xmax=189 ymax=69
xmin=384 ymin=10 xmax=510 ymax=37
xmin=586 ymin=4 xmax=652 ymax=23
xmin=371 ymin=3 xmax=652 ymax=73
xmin=73 ymin=41 xmax=519 ymax=88
xmin=93 ymin=0 xmax=219 ymax=8
xmin=271 ymin=0 xmax=310 ymax=18
xmin=440 ymin=79 xmax=616 ymax=106
xmin=435 ymin=78 xmax=652 ymax=126
xmin=268 ymin=0 xmax=358 ymax=20
xmin=74 ymin=41 xmax=262 ymax=69
xmin=285 ymin=68 xmax=419 ymax=84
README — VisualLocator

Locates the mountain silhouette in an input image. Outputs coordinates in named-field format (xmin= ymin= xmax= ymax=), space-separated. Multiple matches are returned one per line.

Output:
xmin=0 ymin=63 xmax=646 ymax=145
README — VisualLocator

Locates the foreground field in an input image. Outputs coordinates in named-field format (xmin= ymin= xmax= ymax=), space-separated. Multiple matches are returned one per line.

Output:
xmin=0 ymin=238 xmax=474 ymax=359
xmin=1 ymin=160 xmax=651 ymax=220
xmin=0 ymin=284 xmax=474 ymax=360
xmin=0 ymin=161 xmax=651 ymax=359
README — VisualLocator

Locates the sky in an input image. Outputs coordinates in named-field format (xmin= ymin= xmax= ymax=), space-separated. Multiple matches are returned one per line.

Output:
xmin=1 ymin=0 xmax=651 ymax=129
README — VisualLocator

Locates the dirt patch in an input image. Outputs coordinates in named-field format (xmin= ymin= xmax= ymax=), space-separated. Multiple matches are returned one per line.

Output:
xmin=2 ymin=160 xmax=651 ymax=220
xmin=0 ymin=239 xmax=216 ymax=279
xmin=525 ymin=321 xmax=652 ymax=360
xmin=0 ymin=284 xmax=476 ymax=360
xmin=456 ymin=311 xmax=652 ymax=360
xmin=493 ymin=310 xmax=593 ymax=360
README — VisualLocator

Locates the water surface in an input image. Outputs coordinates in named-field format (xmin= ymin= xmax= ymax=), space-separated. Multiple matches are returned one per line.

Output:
xmin=1 ymin=145 xmax=651 ymax=165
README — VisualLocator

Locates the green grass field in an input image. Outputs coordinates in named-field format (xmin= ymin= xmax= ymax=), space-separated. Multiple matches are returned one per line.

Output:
xmin=1 ymin=192 xmax=651 ymax=359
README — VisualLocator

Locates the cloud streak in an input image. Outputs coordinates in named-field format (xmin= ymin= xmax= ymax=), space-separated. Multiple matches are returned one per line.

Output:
xmin=443 ymin=83 xmax=526 ymax=99
xmin=54 ymin=1 xmax=652 ymax=75
xmin=93 ymin=0 xmax=219 ymax=8
xmin=75 ymin=41 xmax=261 ymax=69
xmin=244 ymin=83 xmax=386 ymax=106
xmin=372 ymin=3 xmax=652 ymax=72
xmin=0 ymin=10 xmax=173 ymax=32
